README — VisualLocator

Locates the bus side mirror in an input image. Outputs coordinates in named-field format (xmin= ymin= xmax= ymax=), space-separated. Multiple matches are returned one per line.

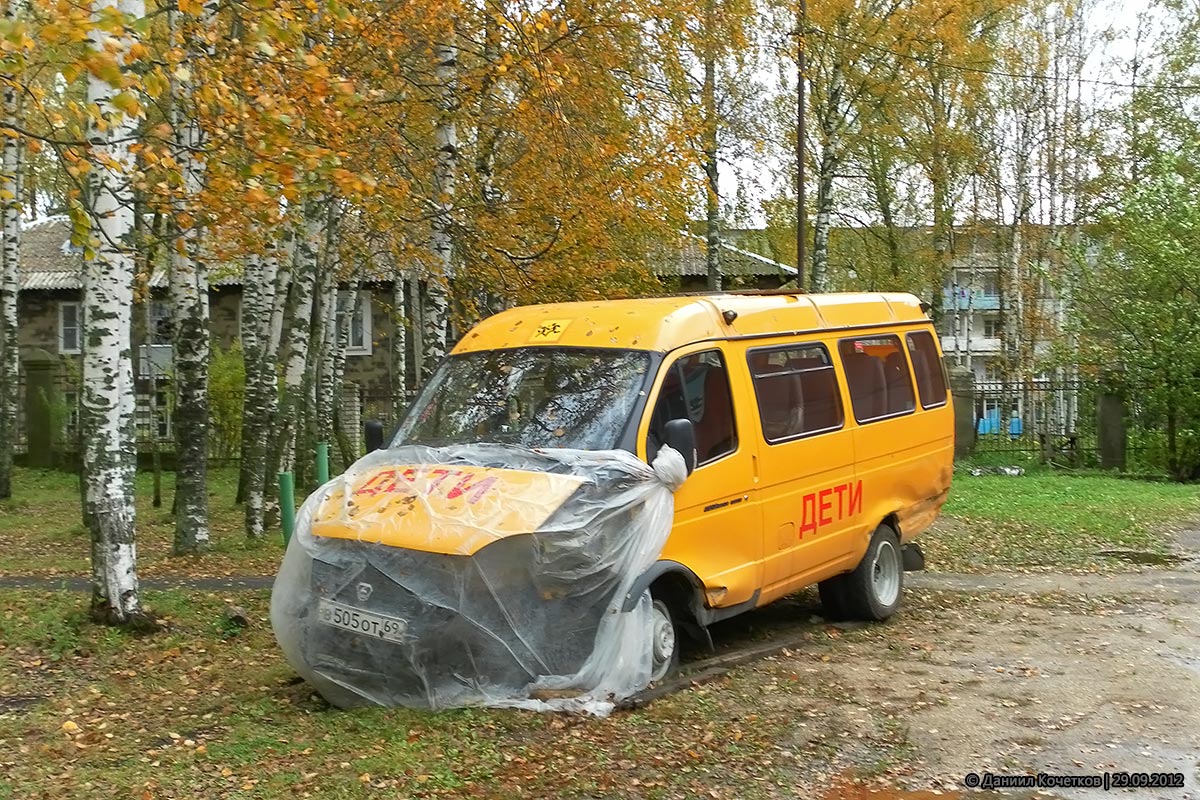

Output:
xmin=663 ymin=418 xmax=697 ymax=476
xmin=364 ymin=420 xmax=385 ymax=453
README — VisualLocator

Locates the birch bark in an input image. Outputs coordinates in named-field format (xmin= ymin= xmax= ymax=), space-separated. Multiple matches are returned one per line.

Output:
xmin=0 ymin=80 xmax=19 ymax=501
xmin=241 ymin=239 xmax=286 ymax=539
xmin=701 ymin=0 xmax=720 ymax=292
xmin=810 ymin=60 xmax=844 ymax=293
xmin=0 ymin=0 xmax=24 ymax=500
xmin=169 ymin=0 xmax=216 ymax=554
xmin=329 ymin=274 xmax=356 ymax=469
xmin=391 ymin=275 xmax=407 ymax=420
xmin=274 ymin=203 xmax=320 ymax=480
xmin=307 ymin=203 xmax=338 ymax=480
xmin=422 ymin=34 xmax=457 ymax=379
xmin=82 ymin=0 xmax=146 ymax=625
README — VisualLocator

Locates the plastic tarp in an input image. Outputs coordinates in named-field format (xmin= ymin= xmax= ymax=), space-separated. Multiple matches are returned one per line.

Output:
xmin=270 ymin=443 xmax=687 ymax=716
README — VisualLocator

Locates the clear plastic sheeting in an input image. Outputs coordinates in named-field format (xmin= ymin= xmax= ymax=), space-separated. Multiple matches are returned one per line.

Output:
xmin=270 ymin=443 xmax=687 ymax=716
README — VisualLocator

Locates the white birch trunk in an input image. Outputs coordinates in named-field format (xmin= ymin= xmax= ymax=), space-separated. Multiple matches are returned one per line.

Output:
xmin=422 ymin=36 xmax=457 ymax=380
xmin=274 ymin=203 xmax=321 ymax=477
xmin=701 ymin=0 xmax=720 ymax=292
xmin=242 ymin=239 xmax=287 ymax=539
xmin=83 ymin=0 xmax=145 ymax=625
xmin=811 ymin=142 xmax=837 ymax=293
xmin=391 ymin=275 xmax=407 ymax=421
xmin=329 ymin=274 xmax=355 ymax=468
xmin=0 ymin=0 xmax=21 ymax=500
xmin=410 ymin=275 xmax=423 ymax=380
xmin=239 ymin=251 xmax=264 ymax=533
xmin=168 ymin=0 xmax=216 ymax=554
xmin=310 ymin=203 xmax=339 ymax=466
xmin=811 ymin=61 xmax=844 ymax=294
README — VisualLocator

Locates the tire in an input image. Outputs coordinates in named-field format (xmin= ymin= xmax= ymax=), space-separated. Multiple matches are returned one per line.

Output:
xmin=830 ymin=524 xmax=904 ymax=622
xmin=817 ymin=575 xmax=850 ymax=620
xmin=648 ymin=597 xmax=680 ymax=683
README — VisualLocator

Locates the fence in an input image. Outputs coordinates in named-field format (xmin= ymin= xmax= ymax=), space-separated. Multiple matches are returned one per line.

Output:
xmin=960 ymin=376 xmax=1171 ymax=474
xmin=17 ymin=365 xmax=363 ymax=470
xmin=970 ymin=378 xmax=1096 ymax=462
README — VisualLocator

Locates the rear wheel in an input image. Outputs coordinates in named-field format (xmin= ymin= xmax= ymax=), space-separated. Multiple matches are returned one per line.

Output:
xmin=648 ymin=598 xmax=680 ymax=683
xmin=821 ymin=524 xmax=904 ymax=622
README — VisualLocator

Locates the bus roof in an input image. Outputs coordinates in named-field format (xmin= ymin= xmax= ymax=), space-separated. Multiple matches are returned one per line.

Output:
xmin=452 ymin=292 xmax=932 ymax=355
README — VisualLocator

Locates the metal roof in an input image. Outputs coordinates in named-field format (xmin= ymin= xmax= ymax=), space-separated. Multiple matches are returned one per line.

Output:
xmin=16 ymin=219 xmax=798 ymax=291
xmin=669 ymin=234 xmax=797 ymax=277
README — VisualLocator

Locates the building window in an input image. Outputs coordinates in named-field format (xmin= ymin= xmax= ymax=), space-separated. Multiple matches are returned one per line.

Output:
xmin=59 ymin=301 xmax=81 ymax=354
xmin=905 ymin=331 xmax=948 ymax=409
xmin=982 ymin=317 xmax=1001 ymax=338
xmin=340 ymin=291 xmax=372 ymax=356
xmin=150 ymin=300 xmax=172 ymax=345
xmin=838 ymin=335 xmax=916 ymax=423
xmin=62 ymin=389 xmax=80 ymax=441
xmin=647 ymin=349 xmax=736 ymax=465
xmin=747 ymin=343 xmax=843 ymax=442
xmin=136 ymin=389 xmax=172 ymax=441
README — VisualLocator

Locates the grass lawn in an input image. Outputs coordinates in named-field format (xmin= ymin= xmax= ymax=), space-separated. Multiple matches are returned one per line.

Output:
xmin=2 ymin=466 xmax=1198 ymax=578
xmin=0 ymin=468 xmax=285 ymax=579
xmin=924 ymin=470 xmax=1200 ymax=572
xmin=0 ymin=587 xmax=921 ymax=799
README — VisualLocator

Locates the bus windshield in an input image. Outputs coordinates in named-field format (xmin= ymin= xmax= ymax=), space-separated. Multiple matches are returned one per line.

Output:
xmin=394 ymin=347 xmax=651 ymax=451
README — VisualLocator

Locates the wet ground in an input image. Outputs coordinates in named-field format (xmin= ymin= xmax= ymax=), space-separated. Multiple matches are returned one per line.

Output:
xmin=680 ymin=528 xmax=1200 ymax=799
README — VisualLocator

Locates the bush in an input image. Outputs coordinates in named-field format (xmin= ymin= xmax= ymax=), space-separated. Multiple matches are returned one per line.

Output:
xmin=209 ymin=343 xmax=245 ymax=463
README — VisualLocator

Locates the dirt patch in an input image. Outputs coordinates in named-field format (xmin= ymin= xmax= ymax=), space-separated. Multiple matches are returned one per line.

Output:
xmin=838 ymin=592 xmax=1199 ymax=797
xmin=721 ymin=568 xmax=1200 ymax=799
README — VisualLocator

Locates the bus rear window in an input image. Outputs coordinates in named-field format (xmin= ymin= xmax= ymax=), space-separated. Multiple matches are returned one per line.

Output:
xmin=906 ymin=331 xmax=948 ymax=409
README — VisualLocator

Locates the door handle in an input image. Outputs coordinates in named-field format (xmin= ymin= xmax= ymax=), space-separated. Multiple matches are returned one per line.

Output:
xmin=752 ymin=454 xmax=760 ymax=482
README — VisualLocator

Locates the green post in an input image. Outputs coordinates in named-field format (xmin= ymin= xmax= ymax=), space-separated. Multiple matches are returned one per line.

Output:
xmin=316 ymin=441 xmax=330 ymax=485
xmin=278 ymin=471 xmax=296 ymax=546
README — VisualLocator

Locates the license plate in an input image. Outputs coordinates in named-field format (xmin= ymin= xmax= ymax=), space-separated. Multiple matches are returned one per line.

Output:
xmin=317 ymin=598 xmax=409 ymax=643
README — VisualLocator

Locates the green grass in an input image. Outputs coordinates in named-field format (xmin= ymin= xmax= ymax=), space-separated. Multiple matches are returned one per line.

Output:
xmin=0 ymin=588 xmax=907 ymax=800
xmin=0 ymin=467 xmax=285 ymax=577
xmin=924 ymin=471 xmax=1200 ymax=572
xmin=4 ymin=463 xmax=1196 ymax=579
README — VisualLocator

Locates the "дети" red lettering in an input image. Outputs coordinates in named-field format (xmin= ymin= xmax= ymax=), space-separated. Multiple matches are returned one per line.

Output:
xmin=798 ymin=480 xmax=862 ymax=538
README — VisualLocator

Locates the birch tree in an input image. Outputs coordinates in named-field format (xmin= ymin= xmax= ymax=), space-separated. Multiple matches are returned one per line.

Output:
xmin=80 ymin=0 xmax=147 ymax=626
xmin=314 ymin=204 xmax=343 ymax=454
xmin=169 ymin=0 xmax=217 ymax=554
xmin=701 ymin=0 xmax=720 ymax=290
xmin=801 ymin=0 xmax=911 ymax=291
xmin=391 ymin=274 xmax=407 ymax=420
xmin=0 ymin=0 xmax=22 ymax=500
xmin=240 ymin=237 xmax=288 ymax=540
xmin=272 ymin=204 xmax=321 ymax=484
xmin=422 ymin=27 xmax=458 ymax=380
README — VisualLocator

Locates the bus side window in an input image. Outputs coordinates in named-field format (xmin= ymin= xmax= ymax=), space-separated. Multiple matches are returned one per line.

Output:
xmin=646 ymin=350 xmax=737 ymax=465
xmin=747 ymin=343 xmax=844 ymax=442
xmin=838 ymin=334 xmax=916 ymax=423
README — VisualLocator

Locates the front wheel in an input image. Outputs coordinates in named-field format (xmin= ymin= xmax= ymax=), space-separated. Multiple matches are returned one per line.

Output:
xmin=820 ymin=524 xmax=903 ymax=621
xmin=648 ymin=598 xmax=680 ymax=683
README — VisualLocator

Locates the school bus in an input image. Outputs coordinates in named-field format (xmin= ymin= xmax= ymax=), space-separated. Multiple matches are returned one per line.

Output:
xmin=310 ymin=292 xmax=954 ymax=685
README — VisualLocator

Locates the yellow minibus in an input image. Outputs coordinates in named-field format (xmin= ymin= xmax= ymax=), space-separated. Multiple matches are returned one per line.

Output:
xmin=308 ymin=292 xmax=954 ymax=686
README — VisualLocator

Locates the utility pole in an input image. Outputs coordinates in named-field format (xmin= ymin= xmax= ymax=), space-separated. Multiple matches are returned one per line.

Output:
xmin=795 ymin=0 xmax=807 ymax=291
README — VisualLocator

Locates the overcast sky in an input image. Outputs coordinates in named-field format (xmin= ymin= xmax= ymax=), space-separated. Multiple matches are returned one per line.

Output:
xmin=721 ymin=0 xmax=1178 ymax=227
